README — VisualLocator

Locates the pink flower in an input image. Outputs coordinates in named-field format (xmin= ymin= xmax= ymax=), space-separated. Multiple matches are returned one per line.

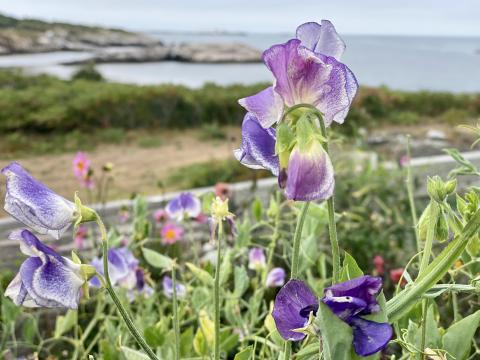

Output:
xmin=399 ymin=155 xmax=410 ymax=168
xmin=153 ymin=209 xmax=169 ymax=223
xmin=160 ymin=223 xmax=184 ymax=245
xmin=215 ymin=182 xmax=231 ymax=200
xmin=74 ymin=225 xmax=88 ymax=250
xmin=390 ymin=268 xmax=407 ymax=286
xmin=373 ymin=255 xmax=385 ymax=276
xmin=73 ymin=152 xmax=91 ymax=180
xmin=195 ymin=213 xmax=208 ymax=224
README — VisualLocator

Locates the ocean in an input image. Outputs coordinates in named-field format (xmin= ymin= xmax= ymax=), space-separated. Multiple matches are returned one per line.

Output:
xmin=0 ymin=32 xmax=479 ymax=92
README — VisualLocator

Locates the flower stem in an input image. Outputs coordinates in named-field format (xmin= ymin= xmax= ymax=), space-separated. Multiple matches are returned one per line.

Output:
xmin=214 ymin=221 xmax=223 ymax=360
xmin=419 ymin=298 xmax=428 ymax=360
xmin=419 ymin=201 xmax=439 ymax=275
xmin=172 ymin=264 xmax=180 ymax=360
xmin=94 ymin=213 xmax=159 ymax=360
xmin=318 ymin=116 xmax=340 ymax=284
xmin=291 ymin=202 xmax=310 ymax=278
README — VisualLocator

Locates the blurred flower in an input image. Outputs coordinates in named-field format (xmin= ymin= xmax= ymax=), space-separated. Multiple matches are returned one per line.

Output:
xmin=322 ymin=275 xmax=392 ymax=356
xmin=74 ymin=225 xmax=88 ymax=250
xmin=162 ymin=276 xmax=186 ymax=299
xmin=73 ymin=152 xmax=91 ymax=180
xmin=102 ymin=162 xmax=114 ymax=172
xmin=265 ymin=267 xmax=285 ymax=288
xmin=166 ymin=192 xmax=201 ymax=221
xmin=195 ymin=213 xmax=208 ymax=224
xmin=5 ymin=229 xmax=90 ymax=309
xmin=390 ymin=268 xmax=407 ymax=286
xmin=160 ymin=222 xmax=184 ymax=245
xmin=131 ymin=268 xmax=154 ymax=299
xmin=373 ymin=255 xmax=385 ymax=276
xmin=215 ymin=182 xmax=231 ymax=200
xmin=272 ymin=279 xmax=318 ymax=341
xmin=248 ymin=247 xmax=266 ymax=270
xmin=1 ymin=162 xmax=77 ymax=239
xmin=80 ymin=174 xmax=95 ymax=189
xmin=153 ymin=208 xmax=169 ymax=223
xmin=90 ymin=247 xmax=139 ymax=290
xmin=399 ymin=155 xmax=410 ymax=168
xmin=118 ymin=209 xmax=130 ymax=224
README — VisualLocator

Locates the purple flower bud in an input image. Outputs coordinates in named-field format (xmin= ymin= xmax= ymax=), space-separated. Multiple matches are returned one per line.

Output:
xmin=248 ymin=247 xmax=266 ymax=270
xmin=272 ymin=279 xmax=318 ymax=341
xmin=265 ymin=267 xmax=286 ymax=288
xmin=2 ymin=162 xmax=77 ymax=239
xmin=5 ymin=230 xmax=85 ymax=309
xmin=166 ymin=192 xmax=201 ymax=221
xmin=162 ymin=276 xmax=186 ymax=299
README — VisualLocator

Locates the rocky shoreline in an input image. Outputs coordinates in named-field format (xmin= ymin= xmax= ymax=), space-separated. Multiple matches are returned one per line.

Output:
xmin=0 ymin=14 xmax=262 ymax=63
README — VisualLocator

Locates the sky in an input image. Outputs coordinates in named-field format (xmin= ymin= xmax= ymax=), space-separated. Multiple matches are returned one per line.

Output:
xmin=1 ymin=0 xmax=479 ymax=37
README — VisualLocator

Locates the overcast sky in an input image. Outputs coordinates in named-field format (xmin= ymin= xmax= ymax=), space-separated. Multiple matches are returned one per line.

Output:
xmin=1 ymin=0 xmax=479 ymax=37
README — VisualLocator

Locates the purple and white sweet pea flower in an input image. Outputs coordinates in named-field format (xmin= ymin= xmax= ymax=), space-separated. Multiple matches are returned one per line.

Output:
xmin=162 ymin=276 xmax=186 ymax=299
xmin=5 ymin=229 xmax=86 ymax=309
xmin=166 ymin=192 xmax=202 ymax=221
xmin=90 ymin=247 xmax=139 ymax=290
xmin=239 ymin=21 xmax=357 ymax=129
xmin=272 ymin=276 xmax=392 ymax=357
xmin=1 ymin=162 xmax=77 ymax=239
xmin=265 ymin=267 xmax=286 ymax=288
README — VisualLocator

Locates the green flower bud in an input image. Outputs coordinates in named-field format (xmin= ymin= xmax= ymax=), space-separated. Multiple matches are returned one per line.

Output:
xmin=435 ymin=212 xmax=449 ymax=243
xmin=427 ymin=176 xmax=452 ymax=203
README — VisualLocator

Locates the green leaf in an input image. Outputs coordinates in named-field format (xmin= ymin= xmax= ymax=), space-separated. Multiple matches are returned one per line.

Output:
xmin=220 ymin=329 xmax=239 ymax=353
xmin=120 ymin=346 xmax=150 ymax=360
xmin=180 ymin=327 xmax=194 ymax=357
xmin=144 ymin=322 xmax=165 ymax=348
xmin=186 ymin=262 xmax=214 ymax=286
xmin=219 ymin=249 xmax=233 ymax=286
xmin=233 ymin=266 xmax=249 ymax=297
xmin=295 ymin=342 xmax=321 ymax=359
xmin=234 ymin=345 xmax=254 ymax=360
xmin=251 ymin=198 xmax=263 ymax=222
xmin=315 ymin=302 xmax=353 ymax=360
xmin=100 ymin=339 xmax=120 ymax=360
xmin=54 ymin=309 xmax=77 ymax=338
xmin=442 ymin=310 xmax=480 ymax=360
xmin=142 ymin=248 xmax=173 ymax=270
xmin=339 ymin=252 xmax=364 ymax=282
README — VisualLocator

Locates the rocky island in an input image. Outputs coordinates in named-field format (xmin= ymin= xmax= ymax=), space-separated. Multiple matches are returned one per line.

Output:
xmin=0 ymin=14 xmax=262 ymax=63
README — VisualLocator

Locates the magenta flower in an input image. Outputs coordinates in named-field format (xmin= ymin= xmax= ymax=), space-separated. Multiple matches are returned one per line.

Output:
xmin=248 ymin=247 xmax=266 ymax=270
xmin=266 ymin=267 xmax=286 ymax=288
xmin=153 ymin=208 xmax=169 ymax=223
xmin=73 ymin=152 xmax=91 ymax=180
xmin=160 ymin=222 xmax=184 ymax=245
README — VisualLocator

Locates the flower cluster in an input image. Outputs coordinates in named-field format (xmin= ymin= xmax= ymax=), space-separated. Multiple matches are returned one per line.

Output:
xmin=235 ymin=21 xmax=357 ymax=201
xmin=90 ymin=247 xmax=153 ymax=299
xmin=272 ymin=276 xmax=392 ymax=356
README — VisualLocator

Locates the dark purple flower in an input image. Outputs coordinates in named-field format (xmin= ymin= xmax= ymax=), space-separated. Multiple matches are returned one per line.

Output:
xmin=272 ymin=279 xmax=318 ymax=341
xmin=162 ymin=276 xmax=186 ymax=299
xmin=233 ymin=113 xmax=279 ymax=175
xmin=5 ymin=230 xmax=86 ymax=309
xmin=1 ymin=162 xmax=77 ymax=239
xmin=265 ymin=267 xmax=286 ymax=288
xmin=166 ymin=192 xmax=201 ymax=221
xmin=322 ymin=275 xmax=393 ymax=356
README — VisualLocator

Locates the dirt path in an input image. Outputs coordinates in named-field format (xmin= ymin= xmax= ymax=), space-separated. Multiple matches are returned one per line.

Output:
xmin=0 ymin=128 xmax=241 ymax=216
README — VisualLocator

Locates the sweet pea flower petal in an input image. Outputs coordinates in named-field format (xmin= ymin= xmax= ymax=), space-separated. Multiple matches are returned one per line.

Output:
xmin=266 ymin=267 xmax=286 ymax=288
xmin=263 ymin=39 xmax=357 ymax=126
xmin=349 ymin=317 xmax=393 ymax=357
xmin=285 ymin=143 xmax=334 ymax=201
xmin=166 ymin=192 xmax=201 ymax=221
xmin=238 ymin=86 xmax=284 ymax=128
xmin=234 ymin=113 xmax=279 ymax=175
xmin=248 ymin=247 xmax=266 ymax=270
xmin=5 ymin=230 xmax=84 ymax=309
xmin=162 ymin=276 xmax=186 ymax=299
xmin=1 ymin=162 xmax=76 ymax=239
xmin=296 ymin=20 xmax=346 ymax=60
xmin=272 ymin=279 xmax=318 ymax=341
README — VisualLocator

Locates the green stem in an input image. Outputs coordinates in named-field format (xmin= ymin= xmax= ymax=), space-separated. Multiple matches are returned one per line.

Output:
xmin=419 ymin=201 xmax=439 ymax=275
xmin=172 ymin=264 xmax=180 ymax=360
xmin=95 ymin=213 xmax=159 ymax=360
xmin=419 ymin=299 xmax=428 ymax=360
xmin=214 ymin=221 xmax=223 ymax=360
xmin=290 ymin=202 xmax=310 ymax=278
